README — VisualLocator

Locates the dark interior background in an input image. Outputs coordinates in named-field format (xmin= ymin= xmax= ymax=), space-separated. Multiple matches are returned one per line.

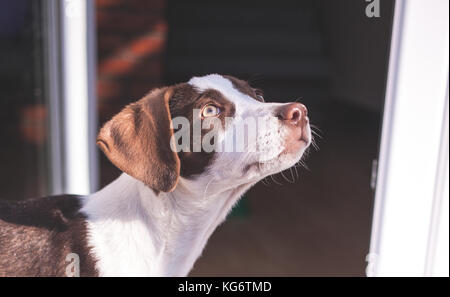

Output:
xmin=0 ymin=0 xmax=395 ymax=276
xmin=164 ymin=0 xmax=394 ymax=276
xmin=0 ymin=0 xmax=49 ymax=200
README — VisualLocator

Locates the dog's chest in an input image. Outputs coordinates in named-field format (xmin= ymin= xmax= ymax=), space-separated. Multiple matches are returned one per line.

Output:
xmin=86 ymin=217 xmax=160 ymax=276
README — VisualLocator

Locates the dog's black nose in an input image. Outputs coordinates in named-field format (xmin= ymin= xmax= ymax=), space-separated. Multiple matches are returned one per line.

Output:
xmin=276 ymin=103 xmax=308 ymax=125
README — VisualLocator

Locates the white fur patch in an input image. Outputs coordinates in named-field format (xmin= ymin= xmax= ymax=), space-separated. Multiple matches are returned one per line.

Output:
xmin=82 ymin=173 xmax=251 ymax=276
xmin=189 ymin=74 xmax=259 ymax=109
xmin=83 ymin=74 xmax=309 ymax=276
xmin=190 ymin=74 xmax=286 ymax=163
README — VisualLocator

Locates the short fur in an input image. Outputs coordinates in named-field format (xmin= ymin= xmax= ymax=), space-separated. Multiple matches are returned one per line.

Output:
xmin=0 ymin=195 xmax=97 ymax=276
xmin=0 ymin=74 xmax=311 ymax=276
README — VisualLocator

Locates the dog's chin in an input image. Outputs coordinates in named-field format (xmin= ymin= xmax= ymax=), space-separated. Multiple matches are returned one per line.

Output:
xmin=243 ymin=143 xmax=309 ymax=182
xmin=278 ymin=148 xmax=306 ymax=171
xmin=272 ymin=138 xmax=311 ymax=172
xmin=283 ymin=135 xmax=311 ymax=155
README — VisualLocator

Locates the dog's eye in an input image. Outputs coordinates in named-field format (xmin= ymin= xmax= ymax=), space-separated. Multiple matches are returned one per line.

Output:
xmin=201 ymin=105 xmax=220 ymax=117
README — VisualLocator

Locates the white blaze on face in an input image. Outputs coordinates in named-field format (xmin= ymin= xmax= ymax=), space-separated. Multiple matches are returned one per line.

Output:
xmin=256 ymin=115 xmax=286 ymax=162
xmin=188 ymin=74 xmax=293 ymax=179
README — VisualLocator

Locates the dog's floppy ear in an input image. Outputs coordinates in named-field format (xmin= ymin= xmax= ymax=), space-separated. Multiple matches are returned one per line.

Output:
xmin=97 ymin=88 xmax=180 ymax=192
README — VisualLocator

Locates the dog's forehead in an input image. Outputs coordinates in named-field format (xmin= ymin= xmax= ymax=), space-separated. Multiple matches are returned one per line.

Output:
xmin=188 ymin=74 xmax=258 ymax=108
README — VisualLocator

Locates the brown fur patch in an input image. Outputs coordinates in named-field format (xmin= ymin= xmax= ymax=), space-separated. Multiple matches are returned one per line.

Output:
xmin=97 ymin=87 xmax=181 ymax=192
xmin=223 ymin=75 xmax=264 ymax=102
xmin=97 ymin=75 xmax=257 ymax=182
xmin=0 ymin=195 xmax=98 ymax=277
xmin=169 ymin=83 xmax=235 ymax=177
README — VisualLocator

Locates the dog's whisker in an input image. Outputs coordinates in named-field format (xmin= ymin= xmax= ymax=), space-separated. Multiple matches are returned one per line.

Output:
xmin=311 ymin=138 xmax=320 ymax=151
xmin=289 ymin=168 xmax=296 ymax=183
xmin=270 ymin=174 xmax=283 ymax=186
xmin=299 ymin=160 xmax=310 ymax=171
xmin=310 ymin=124 xmax=323 ymax=133
xmin=293 ymin=165 xmax=299 ymax=181
xmin=202 ymin=177 xmax=216 ymax=201
xmin=280 ymin=171 xmax=288 ymax=182
xmin=311 ymin=129 xmax=322 ymax=138
xmin=306 ymin=145 xmax=314 ymax=157
xmin=280 ymin=170 xmax=294 ymax=184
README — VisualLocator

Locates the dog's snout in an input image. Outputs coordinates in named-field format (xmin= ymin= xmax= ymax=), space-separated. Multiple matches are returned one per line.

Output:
xmin=276 ymin=103 xmax=308 ymax=125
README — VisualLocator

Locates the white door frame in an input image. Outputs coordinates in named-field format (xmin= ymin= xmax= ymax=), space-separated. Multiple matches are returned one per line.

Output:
xmin=368 ymin=0 xmax=449 ymax=277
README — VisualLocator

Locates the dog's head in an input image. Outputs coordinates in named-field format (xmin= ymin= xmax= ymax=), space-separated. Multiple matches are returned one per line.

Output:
xmin=97 ymin=74 xmax=311 ymax=193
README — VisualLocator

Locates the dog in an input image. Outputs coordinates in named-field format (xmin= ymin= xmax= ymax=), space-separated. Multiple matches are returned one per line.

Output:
xmin=0 ymin=74 xmax=311 ymax=276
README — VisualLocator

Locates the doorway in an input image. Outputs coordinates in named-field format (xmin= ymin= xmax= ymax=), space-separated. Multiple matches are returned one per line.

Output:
xmin=164 ymin=0 xmax=395 ymax=276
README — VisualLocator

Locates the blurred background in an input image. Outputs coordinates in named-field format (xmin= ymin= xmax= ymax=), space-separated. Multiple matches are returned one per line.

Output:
xmin=0 ymin=0 xmax=447 ymax=277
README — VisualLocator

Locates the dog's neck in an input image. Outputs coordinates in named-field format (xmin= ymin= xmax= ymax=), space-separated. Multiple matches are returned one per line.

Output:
xmin=81 ymin=173 xmax=251 ymax=276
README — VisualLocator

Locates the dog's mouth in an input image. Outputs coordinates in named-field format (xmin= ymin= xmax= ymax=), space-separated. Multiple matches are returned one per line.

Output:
xmin=299 ymin=135 xmax=312 ymax=147
xmin=281 ymin=131 xmax=311 ymax=156
xmin=242 ymin=140 xmax=309 ymax=176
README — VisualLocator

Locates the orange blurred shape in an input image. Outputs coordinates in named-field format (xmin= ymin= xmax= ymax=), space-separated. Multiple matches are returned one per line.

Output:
xmin=130 ymin=35 xmax=165 ymax=56
xmin=98 ymin=25 xmax=167 ymax=77
xmin=20 ymin=104 xmax=47 ymax=145
xmin=97 ymin=79 xmax=121 ymax=100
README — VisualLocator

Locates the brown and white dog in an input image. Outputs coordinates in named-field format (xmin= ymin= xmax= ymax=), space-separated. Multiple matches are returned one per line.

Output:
xmin=0 ymin=74 xmax=311 ymax=276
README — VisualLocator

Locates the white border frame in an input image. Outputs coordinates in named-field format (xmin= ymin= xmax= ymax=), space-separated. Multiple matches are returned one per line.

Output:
xmin=368 ymin=0 xmax=449 ymax=277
